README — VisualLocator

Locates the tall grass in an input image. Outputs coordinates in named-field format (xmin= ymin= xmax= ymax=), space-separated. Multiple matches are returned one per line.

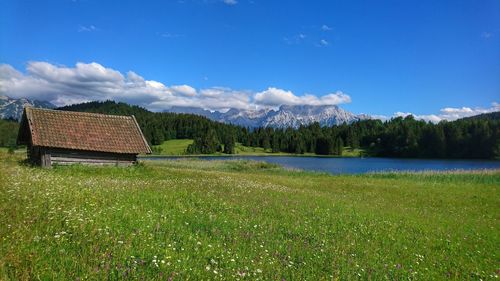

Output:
xmin=0 ymin=151 xmax=498 ymax=280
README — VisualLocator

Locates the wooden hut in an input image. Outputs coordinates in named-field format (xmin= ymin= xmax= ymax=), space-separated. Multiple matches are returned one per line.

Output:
xmin=17 ymin=107 xmax=151 ymax=167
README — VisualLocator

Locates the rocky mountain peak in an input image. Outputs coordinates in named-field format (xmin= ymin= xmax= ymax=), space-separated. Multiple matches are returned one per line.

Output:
xmin=0 ymin=96 xmax=55 ymax=121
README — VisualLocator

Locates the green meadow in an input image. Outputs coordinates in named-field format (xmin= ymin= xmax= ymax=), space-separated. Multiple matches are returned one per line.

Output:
xmin=151 ymin=139 xmax=364 ymax=157
xmin=0 ymin=150 xmax=499 ymax=280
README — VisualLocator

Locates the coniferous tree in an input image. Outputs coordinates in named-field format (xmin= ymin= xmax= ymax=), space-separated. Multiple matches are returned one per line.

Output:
xmin=223 ymin=134 xmax=236 ymax=154
xmin=44 ymin=101 xmax=500 ymax=159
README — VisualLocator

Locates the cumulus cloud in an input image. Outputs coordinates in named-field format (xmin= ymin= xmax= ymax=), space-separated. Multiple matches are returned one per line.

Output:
xmin=254 ymin=87 xmax=351 ymax=107
xmin=170 ymin=85 xmax=197 ymax=97
xmin=374 ymin=103 xmax=500 ymax=123
xmin=0 ymin=61 xmax=351 ymax=112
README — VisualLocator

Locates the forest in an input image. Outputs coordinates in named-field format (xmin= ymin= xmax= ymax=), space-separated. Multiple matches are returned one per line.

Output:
xmin=60 ymin=101 xmax=500 ymax=159
xmin=0 ymin=118 xmax=19 ymax=151
xmin=3 ymin=101 xmax=499 ymax=159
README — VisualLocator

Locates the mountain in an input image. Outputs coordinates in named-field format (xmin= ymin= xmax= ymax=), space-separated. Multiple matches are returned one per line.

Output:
xmin=0 ymin=96 xmax=55 ymax=120
xmin=166 ymin=104 xmax=367 ymax=128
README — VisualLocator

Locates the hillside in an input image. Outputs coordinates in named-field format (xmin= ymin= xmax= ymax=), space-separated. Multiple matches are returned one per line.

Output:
xmin=1 ymin=150 xmax=499 ymax=279
xmin=151 ymin=139 xmax=364 ymax=157
xmin=461 ymin=111 xmax=500 ymax=121
xmin=0 ymin=119 xmax=19 ymax=147
xmin=59 ymin=101 xmax=500 ymax=159
xmin=1 ymin=100 xmax=497 ymax=159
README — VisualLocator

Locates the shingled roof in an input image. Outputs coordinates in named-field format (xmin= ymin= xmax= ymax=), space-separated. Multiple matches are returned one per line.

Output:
xmin=17 ymin=107 xmax=152 ymax=154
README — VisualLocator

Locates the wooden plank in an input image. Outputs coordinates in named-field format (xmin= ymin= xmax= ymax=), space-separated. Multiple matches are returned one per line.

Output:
xmin=52 ymin=160 xmax=134 ymax=166
xmin=47 ymin=148 xmax=136 ymax=161
xmin=29 ymin=147 xmax=138 ymax=166
xmin=51 ymin=156 xmax=134 ymax=164
xmin=40 ymin=151 xmax=51 ymax=168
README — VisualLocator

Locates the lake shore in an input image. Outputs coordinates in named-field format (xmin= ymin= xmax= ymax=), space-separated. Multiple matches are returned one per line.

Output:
xmin=141 ymin=155 xmax=500 ymax=174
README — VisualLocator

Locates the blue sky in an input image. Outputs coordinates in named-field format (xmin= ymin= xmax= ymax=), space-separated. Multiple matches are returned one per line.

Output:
xmin=0 ymin=0 xmax=499 ymax=120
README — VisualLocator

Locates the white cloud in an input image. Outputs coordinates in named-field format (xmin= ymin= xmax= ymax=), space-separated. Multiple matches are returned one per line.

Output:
xmin=170 ymin=85 xmax=197 ymax=97
xmin=222 ymin=0 xmax=237 ymax=5
xmin=254 ymin=87 xmax=351 ymax=107
xmin=321 ymin=25 xmax=332 ymax=31
xmin=1 ymin=62 xmax=496 ymax=122
xmin=437 ymin=103 xmax=500 ymax=120
xmin=0 ymin=61 xmax=351 ymax=112
xmin=375 ymin=103 xmax=500 ymax=123
xmin=394 ymin=112 xmax=442 ymax=123
xmin=319 ymin=39 xmax=329 ymax=46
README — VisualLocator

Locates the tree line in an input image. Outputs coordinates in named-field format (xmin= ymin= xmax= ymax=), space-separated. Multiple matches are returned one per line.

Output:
xmin=0 ymin=118 xmax=19 ymax=151
xmin=2 ymin=101 xmax=498 ymax=159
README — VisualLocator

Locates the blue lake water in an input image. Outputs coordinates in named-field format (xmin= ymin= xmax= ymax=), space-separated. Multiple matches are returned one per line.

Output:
xmin=143 ymin=156 xmax=500 ymax=174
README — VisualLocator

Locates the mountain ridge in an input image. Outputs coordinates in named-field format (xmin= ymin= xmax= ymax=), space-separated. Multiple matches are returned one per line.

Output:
xmin=0 ymin=96 xmax=55 ymax=120
xmin=166 ymin=104 xmax=368 ymax=128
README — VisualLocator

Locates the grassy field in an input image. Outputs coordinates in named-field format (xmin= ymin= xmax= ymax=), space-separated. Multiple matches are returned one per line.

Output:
xmin=151 ymin=139 xmax=194 ymax=155
xmin=151 ymin=139 xmax=363 ymax=157
xmin=0 ymin=151 xmax=499 ymax=280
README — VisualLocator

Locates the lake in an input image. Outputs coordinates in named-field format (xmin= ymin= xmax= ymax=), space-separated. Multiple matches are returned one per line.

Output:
xmin=143 ymin=156 xmax=500 ymax=174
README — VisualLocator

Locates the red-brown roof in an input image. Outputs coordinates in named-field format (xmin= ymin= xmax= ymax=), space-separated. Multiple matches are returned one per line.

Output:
xmin=18 ymin=107 xmax=151 ymax=154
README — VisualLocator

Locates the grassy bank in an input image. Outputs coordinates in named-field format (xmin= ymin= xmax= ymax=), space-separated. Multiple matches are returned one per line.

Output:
xmin=0 ymin=151 xmax=499 ymax=280
xmin=151 ymin=139 xmax=364 ymax=157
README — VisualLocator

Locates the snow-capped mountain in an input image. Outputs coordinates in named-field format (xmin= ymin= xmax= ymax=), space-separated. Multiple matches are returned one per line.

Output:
xmin=0 ymin=96 xmax=55 ymax=120
xmin=166 ymin=104 xmax=368 ymax=128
